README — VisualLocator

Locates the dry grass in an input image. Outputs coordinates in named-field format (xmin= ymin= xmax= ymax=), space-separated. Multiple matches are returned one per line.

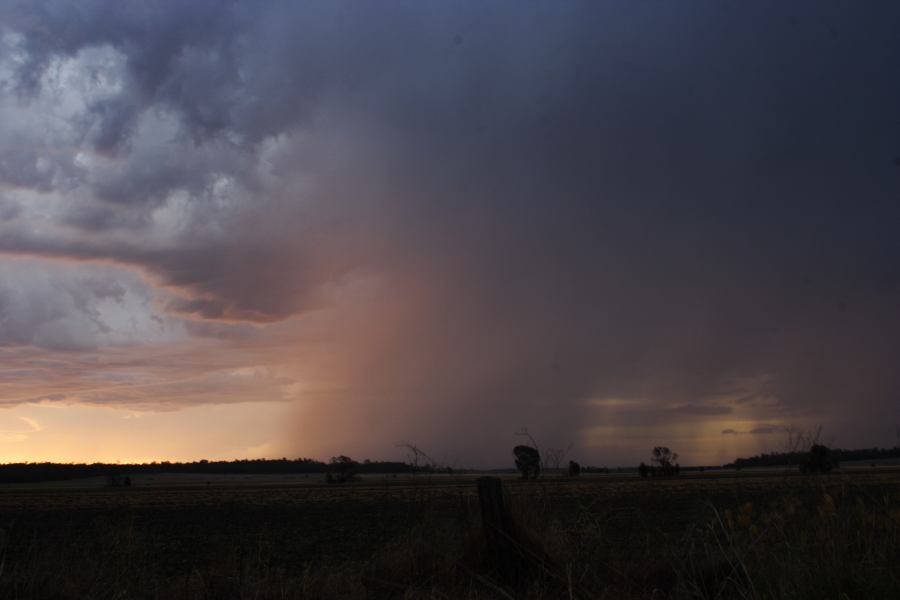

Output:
xmin=0 ymin=470 xmax=898 ymax=599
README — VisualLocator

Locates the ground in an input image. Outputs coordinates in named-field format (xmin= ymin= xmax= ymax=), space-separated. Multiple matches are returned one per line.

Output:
xmin=0 ymin=468 xmax=898 ymax=598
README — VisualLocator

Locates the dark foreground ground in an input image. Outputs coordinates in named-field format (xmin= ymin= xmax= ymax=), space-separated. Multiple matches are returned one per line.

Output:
xmin=0 ymin=468 xmax=898 ymax=599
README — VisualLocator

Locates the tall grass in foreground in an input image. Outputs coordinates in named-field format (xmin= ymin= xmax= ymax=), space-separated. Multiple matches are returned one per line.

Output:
xmin=0 ymin=480 xmax=897 ymax=599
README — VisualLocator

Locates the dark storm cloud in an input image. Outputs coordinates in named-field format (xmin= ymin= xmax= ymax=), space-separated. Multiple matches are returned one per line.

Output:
xmin=2 ymin=1 xmax=900 ymax=461
xmin=3 ymin=0 xmax=244 ymax=139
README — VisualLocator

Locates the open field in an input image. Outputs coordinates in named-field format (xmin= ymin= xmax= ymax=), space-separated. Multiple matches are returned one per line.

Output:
xmin=0 ymin=468 xmax=898 ymax=599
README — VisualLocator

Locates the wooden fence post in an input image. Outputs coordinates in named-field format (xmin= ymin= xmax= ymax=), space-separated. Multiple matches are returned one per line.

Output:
xmin=477 ymin=477 xmax=507 ymax=543
xmin=476 ymin=476 xmax=560 ymax=589
xmin=477 ymin=476 xmax=522 ymax=582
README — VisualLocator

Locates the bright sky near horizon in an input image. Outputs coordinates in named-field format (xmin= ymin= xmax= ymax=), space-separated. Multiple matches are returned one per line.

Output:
xmin=1 ymin=2 xmax=899 ymax=467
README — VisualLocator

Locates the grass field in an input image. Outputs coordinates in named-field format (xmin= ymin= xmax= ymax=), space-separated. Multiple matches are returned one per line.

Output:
xmin=0 ymin=468 xmax=898 ymax=599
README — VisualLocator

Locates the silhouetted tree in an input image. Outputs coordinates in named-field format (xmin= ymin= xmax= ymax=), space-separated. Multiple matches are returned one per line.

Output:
xmin=568 ymin=460 xmax=581 ymax=476
xmin=800 ymin=444 xmax=838 ymax=474
xmin=326 ymin=455 xmax=358 ymax=483
xmin=513 ymin=445 xmax=541 ymax=479
xmin=638 ymin=462 xmax=649 ymax=478
xmin=650 ymin=446 xmax=680 ymax=476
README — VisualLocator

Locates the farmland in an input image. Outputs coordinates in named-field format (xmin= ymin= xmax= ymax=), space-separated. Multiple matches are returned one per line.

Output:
xmin=0 ymin=468 xmax=898 ymax=599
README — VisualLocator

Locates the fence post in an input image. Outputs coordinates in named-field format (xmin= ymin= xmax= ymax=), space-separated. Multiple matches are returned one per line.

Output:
xmin=477 ymin=476 xmax=522 ymax=581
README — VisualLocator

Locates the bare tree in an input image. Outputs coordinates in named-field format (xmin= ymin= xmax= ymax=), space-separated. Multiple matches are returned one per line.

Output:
xmin=542 ymin=447 xmax=563 ymax=473
xmin=396 ymin=443 xmax=438 ymax=472
xmin=784 ymin=424 xmax=824 ymax=454
xmin=515 ymin=428 xmax=541 ymax=455
xmin=542 ymin=442 xmax=574 ymax=474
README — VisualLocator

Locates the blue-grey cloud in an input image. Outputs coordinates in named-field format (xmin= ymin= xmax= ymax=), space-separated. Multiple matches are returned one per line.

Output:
xmin=0 ymin=1 xmax=899 ymax=462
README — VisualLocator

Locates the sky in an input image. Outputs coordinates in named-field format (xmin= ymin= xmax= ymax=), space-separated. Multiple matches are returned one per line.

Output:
xmin=0 ymin=1 xmax=899 ymax=467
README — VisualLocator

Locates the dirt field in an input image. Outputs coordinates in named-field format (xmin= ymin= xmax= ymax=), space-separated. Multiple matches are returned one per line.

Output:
xmin=0 ymin=468 xmax=898 ymax=598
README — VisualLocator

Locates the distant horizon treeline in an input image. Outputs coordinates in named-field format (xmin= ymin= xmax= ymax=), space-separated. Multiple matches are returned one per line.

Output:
xmin=0 ymin=457 xmax=419 ymax=484
xmin=3 ymin=444 xmax=900 ymax=484
xmin=725 ymin=445 xmax=900 ymax=470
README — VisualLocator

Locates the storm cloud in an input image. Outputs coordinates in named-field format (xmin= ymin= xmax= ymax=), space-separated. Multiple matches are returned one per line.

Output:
xmin=1 ymin=1 xmax=899 ymax=464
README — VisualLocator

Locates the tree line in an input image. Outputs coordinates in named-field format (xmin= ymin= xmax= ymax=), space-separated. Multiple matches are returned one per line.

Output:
xmin=725 ymin=446 xmax=900 ymax=470
xmin=5 ymin=442 xmax=897 ymax=485
xmin=0 ymin=457 xmax=418 ymax=484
